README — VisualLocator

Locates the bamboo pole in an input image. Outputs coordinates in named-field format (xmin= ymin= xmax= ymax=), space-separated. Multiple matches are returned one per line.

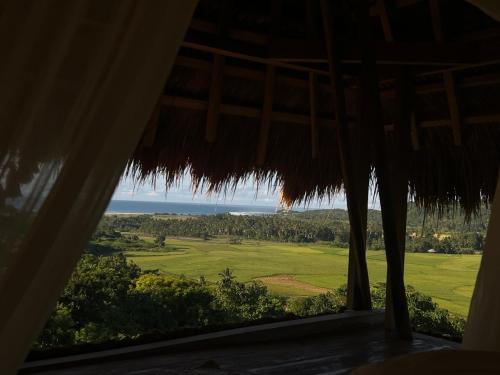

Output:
xmin=256 ymin=65 xmax=276 ymax=165
xmin=320 ymin=0 xmax=372 ymax=310
xmin=309 ymin=72 xmax=320 ymax=159
xmin=353 ymin=0 xmax=412 ymax=339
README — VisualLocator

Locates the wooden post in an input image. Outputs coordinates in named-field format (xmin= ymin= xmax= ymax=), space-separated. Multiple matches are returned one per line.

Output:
xmin=346 ymin=138 xmax=370 ymax=310
xmin=320 ymin=0 xmax=372 ymax=310
xmin=256 ymin=65 xmax=276 ymax=165
xmin=255 ymin=0 xmax=281 ymax=165
xmin=384 ymin=68 xmax=415 ymax=332
xmin=443 ymin=71 xmax=462 ymax=145
xmin=373 ymin=0 xmax=413 ymax=334
xmin=205 ymin=1 xmax=232 ymax=143
xmin=429 ymin=0 xmax=462 ymax=146
xmin=309 ymin=72 xmax=320 ymax=159
xmin=353 ymin=0 xmax=412 ymax=339
xmin=206 ymin=54 xmax=224 ymax=143
xmin=377 ymin=0 xmax=395 ymax=42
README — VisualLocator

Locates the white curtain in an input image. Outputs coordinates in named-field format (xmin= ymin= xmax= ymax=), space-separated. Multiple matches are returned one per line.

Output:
xmin=0 ymin=1 xmax=197 ymax=373
xmin=463 ymin=174 xmax=500 ymax=351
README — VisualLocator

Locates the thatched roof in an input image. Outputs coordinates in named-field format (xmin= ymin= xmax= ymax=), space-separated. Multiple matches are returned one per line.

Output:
xmin=129 ymin=0 xmax=500 ymax=215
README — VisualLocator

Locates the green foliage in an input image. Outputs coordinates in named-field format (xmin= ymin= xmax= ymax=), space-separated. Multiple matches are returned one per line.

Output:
xmin=287 ymin=287 xmax=346 ymax=317
xmin=154 ymin=234 xmax=166 ymax=247
xmin=34 ymin=255 xmax=466 ymax=353
xmin=130 ymin=273 xmax=216 ymax=331
xmin=59 ymin=254 xmax=140 ymax=328
xmin=35 ymin=304 xmax=75 ymax=350
xmin=371 ymin=283 xmax=466 ymax=340
xmin=99 ymin=204 xmax=488 ymax=253
xmin=34 ymin=259 xmax=286 ymax=351
xmin=213 ymin=268 xmax=285 ymax=321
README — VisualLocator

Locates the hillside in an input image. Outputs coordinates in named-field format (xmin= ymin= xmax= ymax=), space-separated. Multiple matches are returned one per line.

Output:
xmin=99 ymin=203 xmax=489 ymax=253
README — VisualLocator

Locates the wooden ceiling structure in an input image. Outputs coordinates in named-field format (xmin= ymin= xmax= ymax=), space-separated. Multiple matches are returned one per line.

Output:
xmin=131 ymin=0 xmax=500 ymax=338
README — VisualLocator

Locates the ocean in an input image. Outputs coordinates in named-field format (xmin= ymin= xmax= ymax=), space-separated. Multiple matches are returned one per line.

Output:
xmin=106 ymin=200 xmax=278 ymax=215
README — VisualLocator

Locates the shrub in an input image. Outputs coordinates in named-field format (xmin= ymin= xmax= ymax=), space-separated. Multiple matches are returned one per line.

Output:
xmin=371 ymin=283 xmax=465 ymax=340
xmin=287 ymin=288 xmax=346 ymax=317
xmin=213 ymin=268 xmax=286 ymax=322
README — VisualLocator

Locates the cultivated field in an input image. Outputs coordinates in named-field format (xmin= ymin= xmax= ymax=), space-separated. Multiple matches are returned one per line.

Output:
xmin=124 ymin=237 xmax=480 ymax=317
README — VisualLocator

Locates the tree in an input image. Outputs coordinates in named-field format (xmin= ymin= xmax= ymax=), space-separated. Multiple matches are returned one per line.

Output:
xmin=214 ymin=268 xmax=286 ymax=321
xmin=34 ymin=304 xmax=75 ymax=350
xmin=154 ymin=234 xmax=166 ymax=247
xmin=58 ymin=254 xmax=140 ymax=340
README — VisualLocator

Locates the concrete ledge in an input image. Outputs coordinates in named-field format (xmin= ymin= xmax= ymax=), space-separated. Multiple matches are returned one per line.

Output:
xmin=21 ymin=309 xmax=384 ymax=373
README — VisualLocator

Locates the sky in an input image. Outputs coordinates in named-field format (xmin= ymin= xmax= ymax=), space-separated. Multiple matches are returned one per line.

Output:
xmin=111 ymin=174 xmax=372 ymax=210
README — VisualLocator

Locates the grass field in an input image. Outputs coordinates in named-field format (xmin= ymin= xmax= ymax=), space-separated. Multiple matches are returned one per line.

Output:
xmin=124 ymin=237 xmax=480 ymax=317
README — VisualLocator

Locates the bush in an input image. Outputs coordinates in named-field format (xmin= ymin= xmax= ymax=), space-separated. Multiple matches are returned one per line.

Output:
xmin=34 ymin=257 xmax=465 ymax=352
xmin=213 ymin=268 xmax=286 ymax=321
xmin=371 ymin=283 xmax=465 ymax=340
xmin=131 ymin=273 xmax=216 ymax=331
xmin=287 ymin=288 xmax=346 ymax=317
xmin=35 ymin=261 xmax=287 ymax=350
xmin=34 ymin=304 xmax=75 ymax=350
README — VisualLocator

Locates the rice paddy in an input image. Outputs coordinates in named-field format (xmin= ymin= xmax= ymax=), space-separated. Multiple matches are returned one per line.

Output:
xmin=124 ymin=237 xmax=481 ymax=317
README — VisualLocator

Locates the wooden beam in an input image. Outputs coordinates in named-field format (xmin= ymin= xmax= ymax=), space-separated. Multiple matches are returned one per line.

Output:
xmin=188 ymin=19 xmax=500 ymax=68
xmin=206 ymin=54 xmax=224 ymax=142
xmin=142 ymin=97 xmax=162 ymax=147
xmin=161 ymin=95 xmax=337 ymax=127
xmin=268 ymin=37 xmax=500 ymax=66
xmin=189 ymin=1 xmax=423 ymax=43
xmin=444 ymin=71 xmax=462 ymax=145
xmin=429 ymin=0 xmax=462 ymax=146
xmin=256 ymin=66 xmax=276 ymax=166
xmin=309 ymin=72 xmax=320 ymax=159
xmin=182 ymin=41 xmax=331 ymax=77
xmin=410 ymin=111 xmax=420 ymax=150
xmin=377 ymin=0 xmax=395 ymax=42
xmin=176 ymin=54 xmax=500 ymax=99
xmin=163 ymin=94 xmax=500 ymax=130
xmin=385 ymin=68 xmax=416 ymax=331
xmin=321 ymin=0 xmax=372 ymax=310
xmin=429 ymin=0 xmax=445 ymax=43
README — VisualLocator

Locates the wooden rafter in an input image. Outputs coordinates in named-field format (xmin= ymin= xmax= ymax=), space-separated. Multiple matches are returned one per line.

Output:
xmin=429 ymin=0 xmax=462 ymax=146
xmin=267 ymin=36 xmax=500 ymax=66
xmin=309 ymin=72 xmax=320 ymax=159
xmin=163 ymin=94 xmax=500 ymax=130
xmin=206 ymin=53 xmax=224 ymax=142
xmin=256 ymin=65 xmax=276 ymax=166
xmin=142 ymin=97 xmax=162 ymax=147
xmin=410 ymin=111 xmax=420 ymax=150
xmin=255 ymin=0 xmax=281 ymax=165
xmin=190 ymin=1 xmax=423 ymax=42
xmin=377 ymin=0 xmax=395 ymax=42
xmin=175 ymin=54 xmax=500 ymax=99
xmin=444 ymin=71 xmax=462 ymax=145
xmin=188 ymin=17 xmax=500 ymax=68
xmin=162 ymin=95 xmax=338 ymax=126
xmin=182 ymin=41 xmax=330 ymax=77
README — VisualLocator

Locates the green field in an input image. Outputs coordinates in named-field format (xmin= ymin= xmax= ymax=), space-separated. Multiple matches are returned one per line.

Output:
xmin=124 ymin=237 xmax=481 ymax=317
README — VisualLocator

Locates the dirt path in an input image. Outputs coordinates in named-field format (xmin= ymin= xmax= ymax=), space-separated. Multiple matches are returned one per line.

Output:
xmin=257 ymin=275 xmax=328 ymax=294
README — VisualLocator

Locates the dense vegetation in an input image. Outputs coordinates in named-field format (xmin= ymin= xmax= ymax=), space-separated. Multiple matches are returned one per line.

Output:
xmin=34 ymin=254 xmax=465 ymax=353
xmin=99 ymin=205 xmax=489 ymax=253
xmin=32 ymin=207 xmax=481 ymax=354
